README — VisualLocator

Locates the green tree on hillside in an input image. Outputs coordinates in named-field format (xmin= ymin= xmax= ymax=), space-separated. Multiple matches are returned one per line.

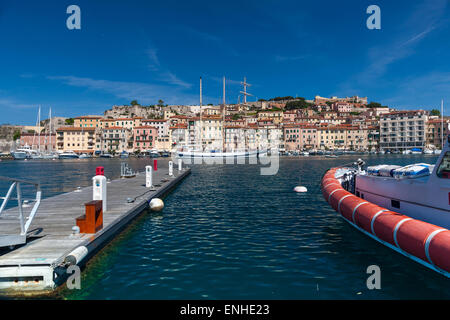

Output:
xmin=65 ymin=118 xmax=74 ymax=125
xmin=285 ymin=98 xmax=312 ymax=110
xmin=430 ymin=109 xmax=441 ymax=116
xmin=158 ymin=99 xmax=164 ymax=107
xmin=12 ymin=130 xmax=21 ymax=141
xmin=130 ymin=100 xmax=140 ymax=106
xmin=367 ymin=102 xmax=388 ymax=109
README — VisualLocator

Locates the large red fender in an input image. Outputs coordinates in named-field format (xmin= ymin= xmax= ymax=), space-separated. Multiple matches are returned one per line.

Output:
xmin=372 ymin=212 xmax=408 ymax=246
xmin=321 ymin=168 xmax=450 ymax=275
xmin=396 ymin=220 xmax=444 ymax=262
xmin=428 ymin=231 xmax=450 ymax=271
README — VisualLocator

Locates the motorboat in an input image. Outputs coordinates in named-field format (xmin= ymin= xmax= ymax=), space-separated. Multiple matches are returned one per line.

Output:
xmin=149 ymin=151 xmax=160 ymax=158
xmin=100 ymin=153 xmax=113 ymax=158
xmin=79 ymin=153 xmax=93 ymax=159
xmin=119 ymin=151 xmax=129 ymax=159
xmin=423 ymin=149 xmax=434 ymax=155
xmin=59 ymin=151 xmax=79 ymax=159
xmin=10 ymin=149 xmax=29 ymax=160
xmin=321 ymin=133 xmax=450 ymax=278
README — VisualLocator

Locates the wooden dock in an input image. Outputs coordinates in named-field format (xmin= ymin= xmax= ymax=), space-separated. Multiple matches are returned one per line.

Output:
xmin=0 ymin=164 xmax=191 ymax=295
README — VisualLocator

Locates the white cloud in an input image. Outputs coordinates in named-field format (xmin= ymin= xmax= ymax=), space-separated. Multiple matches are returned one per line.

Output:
xmin=46 ymin=75 xmax=200 ymax=105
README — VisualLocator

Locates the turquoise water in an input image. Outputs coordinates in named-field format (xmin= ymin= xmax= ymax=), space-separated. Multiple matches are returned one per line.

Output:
xmin=0 ymin=155 xmax=449 ymax=299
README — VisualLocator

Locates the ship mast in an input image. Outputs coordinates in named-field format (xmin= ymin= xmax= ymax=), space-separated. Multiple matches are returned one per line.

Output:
xmin=441 ymin=99 xmax=444 ymax=150
xmin=222 ymin=76 xmax=226 ymax=152
xmin=49 ymin=107 xmax=52 ymax=153
xmin=199 ymin=77 xmax=202 ymax=150
xmin=240 ymin=77 xmax=253 ymax=104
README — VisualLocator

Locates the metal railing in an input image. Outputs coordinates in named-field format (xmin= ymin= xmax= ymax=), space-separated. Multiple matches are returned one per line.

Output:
xmin=0 ymin=176 xmax=42 ymax=248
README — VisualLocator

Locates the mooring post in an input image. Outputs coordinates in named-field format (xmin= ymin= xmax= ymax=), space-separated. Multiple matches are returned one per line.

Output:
xmin=178 ymin=158 xmax=182 ymax=171
xmin=93 ymin=174 xmax=107 ymax=213
xmin=153 ymin=159 xmax=158 ymax=171
xmin=169 ymin=161 xmax=173 ymax=176
xmin=146 ymin=165 xmax=153 ymax=188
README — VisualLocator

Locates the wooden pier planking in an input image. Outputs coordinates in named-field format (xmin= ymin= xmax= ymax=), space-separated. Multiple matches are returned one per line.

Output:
xmin=0 ymin=165 xmax=190 ymax=292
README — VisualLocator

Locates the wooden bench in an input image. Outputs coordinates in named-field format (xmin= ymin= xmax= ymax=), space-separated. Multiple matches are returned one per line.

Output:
xmin=76 ymin=200 xmax=103 ymax=234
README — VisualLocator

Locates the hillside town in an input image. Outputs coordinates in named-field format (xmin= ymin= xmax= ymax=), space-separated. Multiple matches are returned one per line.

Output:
xmin=1 ymin=94 xmax=448 ymax=157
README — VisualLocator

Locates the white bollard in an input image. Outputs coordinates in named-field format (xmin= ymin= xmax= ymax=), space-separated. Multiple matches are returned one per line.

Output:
xmin=146 ymin=165 xmax=153 ymax=188
xmin=169 ymin=161 xmax=173 ymax=176
xmin=178 ymin=158 xmax=182 ymax=171
xmin=93 ymin=175 xmax=107 ymax=213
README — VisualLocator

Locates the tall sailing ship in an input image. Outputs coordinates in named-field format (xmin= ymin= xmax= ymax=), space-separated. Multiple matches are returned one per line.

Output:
xmin=176 ymin=76 xmax=267 ymax=159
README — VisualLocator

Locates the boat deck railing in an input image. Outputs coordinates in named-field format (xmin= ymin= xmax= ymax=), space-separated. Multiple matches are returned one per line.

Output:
xmin=0 ymin=176 xmax=41 ymax=248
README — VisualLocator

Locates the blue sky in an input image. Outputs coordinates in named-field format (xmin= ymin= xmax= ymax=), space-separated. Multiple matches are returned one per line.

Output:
xmin=1 ymin=0 xmax=450 ymax=124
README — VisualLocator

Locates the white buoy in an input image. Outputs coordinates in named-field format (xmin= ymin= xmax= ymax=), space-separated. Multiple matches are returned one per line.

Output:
xmin=294 ymin=186 xmax=308 ymax=193
xmin=149 ymin=198 xmax=164 ymax=211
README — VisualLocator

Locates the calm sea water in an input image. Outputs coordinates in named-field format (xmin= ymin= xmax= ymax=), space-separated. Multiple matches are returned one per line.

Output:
xmin=0 ymin=155 xmax=449 ymax=299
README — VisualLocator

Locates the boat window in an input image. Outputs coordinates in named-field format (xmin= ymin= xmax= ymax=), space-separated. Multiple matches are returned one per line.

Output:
xmin=436 ymin=152 xmax=450 ymax=179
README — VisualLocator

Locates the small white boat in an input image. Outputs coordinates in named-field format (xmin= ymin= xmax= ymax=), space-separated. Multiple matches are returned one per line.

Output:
xmin=100 ymin=153 xmax=113 ymax=158
xmin=10 ymin=150 xmax=29 ymax=160
xmin=423 ymin=149 xmax=434 ymax=155
xmin=301 ymin=151 xmax=310 ymax=156
xmin=79 ymin=153 xmax=92 ymax=159
xmin=434 ymin=149 xmax=442 ymax=155
xmin=59 ymin=151 xmax=79 ymax=159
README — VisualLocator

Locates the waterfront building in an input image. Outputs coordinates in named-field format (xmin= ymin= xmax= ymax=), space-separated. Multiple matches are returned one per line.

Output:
xmin=426 ymin=118 xmax=450 ymax=149
xmin=379 ymin=110 xmax=428 ymax=152
xmin=224 ymin=125 xmax=247 ymax=151
xmin=170 ymin=123 xmax=188 ymax=150
xmin=283 ymin=123 xmax=318 ymax=151
xmin=317 ymin=125 xmax=368 ymax=151
xmin=56 ymin=127 xmax=96 ymax=154
xmin=142 ymin=119 xmax=170 ymax=150
xmin=186 ymin=116 xmax=224 ymax=150
xmin=367 ymin=126 xmax=380 ymax=151
xmin=19 ymin=133 xmax=56 ymax=151
xmin=133 ymin=126 xmax=158 ymax=152
xmin=101 ymin=126 xmax=133 ymax=153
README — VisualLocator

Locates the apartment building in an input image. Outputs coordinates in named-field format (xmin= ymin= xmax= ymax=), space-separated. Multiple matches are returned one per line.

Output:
xmin=170 ymin=124 xmax=188 ymax=150
xmin=426 ymin=118 xmax=450 ymax=149
xmin=380 ymin=110 xmax=428 ymax=151
xmin=332 ymin=102 xmax=353 ymax=113
xmin=56 ymin=127 xmax=96 ymax=154
xmin=19 ymin=133 xmax=56 ymax=151
xmin=257 ymin=110 xmax=283 ymax=124
xmin=133 ymin=126 xmax=158 ymax=151
xmin=283 ymin=124 xmax=318 ymax=151
xmin=101 ymin=127 xmax=133 ymax=153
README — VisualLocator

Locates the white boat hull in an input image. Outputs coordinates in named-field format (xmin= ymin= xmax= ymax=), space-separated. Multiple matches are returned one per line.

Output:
xmin=177 ymin=150 xmax=265 ymax=158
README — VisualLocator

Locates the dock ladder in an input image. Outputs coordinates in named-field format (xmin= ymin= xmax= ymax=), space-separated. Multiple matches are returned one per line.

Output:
xmin=0 ymin=176 xmax=41 ymax=248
